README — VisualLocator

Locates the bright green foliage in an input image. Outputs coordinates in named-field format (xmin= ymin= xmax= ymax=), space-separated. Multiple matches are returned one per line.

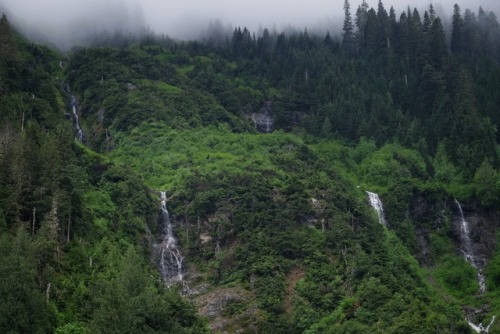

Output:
xmin=0 ymin=17 xmax=208 ymax=334
xmin=2 ymin=1 xmax=500 ymax=333
xmin=473 ymin=159 xmax=500 ymax=207
xmin=434 ymin=255 xmax=478 ymax=298
xmin=106 ymin=120 xmax=474 ymax=332
xmin=0 ymin=229 xmax=57 ymax=333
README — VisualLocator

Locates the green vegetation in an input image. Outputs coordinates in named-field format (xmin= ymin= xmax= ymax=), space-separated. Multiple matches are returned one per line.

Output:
xmin=1 ymin=1 xmax=500 ymax=332
xmin=0 ymin=14 xmax=208 ymax=333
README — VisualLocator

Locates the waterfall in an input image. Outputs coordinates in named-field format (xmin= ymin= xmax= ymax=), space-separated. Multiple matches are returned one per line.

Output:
xmin=154 ymin=192 xmax=183 ymax=286
xmin=251 ymin=109 xmax=273 ymax=133
xmin=455 ymin=200 xmax=486 ymax=294
xmin=467 ymin=315 xmax=496 ymax=333
xmin=366 ymin=191 xmax=387 ymax=225
xmin=70 ymin=95 xmax=84 ymax=142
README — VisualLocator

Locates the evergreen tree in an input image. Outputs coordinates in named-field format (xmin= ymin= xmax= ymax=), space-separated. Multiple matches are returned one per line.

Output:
xmin=342 ymin=0 xmax=355 ymax=54
xmin=364 ymin=8 xmax=379 ymax=54
xmin=0 ymin=229 xmax=57 ymax=333
xmin=429 ymin=17 xmax=448 ymax=70
xmin=321 ymin=116 xmax=332 ymax=138
xmin=423 ymin=11 xmax=432 ymax=33
xmin=463 ymin=9 xmax=478 ymax=60
xmin=451 ymin=4 xmax=464 ymax=56
xmin=355 ymin=0 xmax=369 ymax=49
xmin=0 ymin=14 xmax=20 ymax=92
xmin=429 ymin=4 xmax=436 ymax=22
xmin=0 ymin=14 xmax=15 ymax=63
xmin=388 ymin=6 xmax=397 ymax=45
xmin=409 ymin=8 xmax=425 ymax=74
xmin=450 ymin=65 xmax=496 ymax=174
xmin=473 ymin=159 xmax=500 ymax=207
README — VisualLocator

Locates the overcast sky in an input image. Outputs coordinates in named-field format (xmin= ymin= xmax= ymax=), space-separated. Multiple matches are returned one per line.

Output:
xmin=0 ymin=0 xmax=499 ymax=49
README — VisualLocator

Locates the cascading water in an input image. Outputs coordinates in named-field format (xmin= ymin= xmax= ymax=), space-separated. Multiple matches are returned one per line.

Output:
xmin=154 ymin=192 xmax=183 ymax=286
xmin=455 ymin=200 xmax=486 ymax=294
xmin=70 ymin=95 xmax=84 ymax=142
xmin=467 ymin=315 xmax=496 ymax=334
xmin=366 ymin=191 xmax=387 ymax=225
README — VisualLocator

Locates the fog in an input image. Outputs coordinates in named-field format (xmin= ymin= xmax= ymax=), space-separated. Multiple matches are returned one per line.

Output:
xmin=0 ymin=0 xmax=499 ymax=50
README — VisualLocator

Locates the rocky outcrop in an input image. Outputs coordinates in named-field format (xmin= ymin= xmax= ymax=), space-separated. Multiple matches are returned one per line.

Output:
xmin=191 ymin=286 xmax=258 ymax=333
xmin=450 ymin=202 xmax=497 ymax=267
xmin=409 ymin=194 xmax=497 ymax=268
xmin=252 ymin=101 xmax=273 ymax=133
xmin=409 ymin=194 xmax=449 ymax=265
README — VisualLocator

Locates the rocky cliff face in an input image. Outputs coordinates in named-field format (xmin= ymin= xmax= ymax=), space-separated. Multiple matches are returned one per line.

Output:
xmin=409 ymin=194 xmax=448 ymax=265
xmin=450 ymin=202 xmax=497 ymax=266
xmin=409 ymin=194 xmax=497 ymax=267
xmin=252 ymin=101 xmax=273 ymax=133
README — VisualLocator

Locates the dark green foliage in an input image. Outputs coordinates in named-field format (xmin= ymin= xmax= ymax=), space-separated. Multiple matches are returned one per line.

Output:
xmin=0 ymin=229 xmax=57 ymax=333
xmin=59 ymin=3 xmax=499 ymax=183
xmin=342 ymin=0 xmax=355 ymax=54
xmin=473 ymin=159 xmax=500 ymax=207
xmin=2 ymin=1 xmax=500 ymax=332
xmin=0 ymin=17 xmax=208 ymax=334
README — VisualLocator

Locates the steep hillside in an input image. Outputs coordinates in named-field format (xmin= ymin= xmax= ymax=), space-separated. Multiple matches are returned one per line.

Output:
xmin=62 ymin=2 xmax=500 ymax=333
xmin=1 ymin=1 xmax=500 ymax=333
xmin=0 ymin=14 xmax=208 ymax=333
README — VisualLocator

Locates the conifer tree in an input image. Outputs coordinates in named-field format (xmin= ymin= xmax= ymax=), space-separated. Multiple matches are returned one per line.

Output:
xmin=423 ymin=11 xmax=432 ymax=33
xmin=451 ymin=4 xmax=464 ymax=55
xmin=0 ymin=14 xmax=19 ymax=92
xmin=429 ymin=17 xmax=447 ymax=70
xmin=355 ymin=0 xmax=369 ymax=49
xmin=429 ymin=4 xmax=436 ymax=22
xmin=0 ymin=14 xmax=14 ymax=61
xmin=342 ymin=0 xmax=355 ymax=54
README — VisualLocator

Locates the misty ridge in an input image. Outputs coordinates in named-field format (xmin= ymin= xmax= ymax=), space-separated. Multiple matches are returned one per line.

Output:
xmin=0 ymin=0 xmax=499 ymax=51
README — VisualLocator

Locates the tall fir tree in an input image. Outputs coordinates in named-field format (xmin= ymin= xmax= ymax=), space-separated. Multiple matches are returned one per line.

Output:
xmin=451 ymin=4 xmax=464 ymax=56
xmin=355 ymin=0 xmax=369 ymax=49
xmin=342 ymin=0 xmax=355 ymax=54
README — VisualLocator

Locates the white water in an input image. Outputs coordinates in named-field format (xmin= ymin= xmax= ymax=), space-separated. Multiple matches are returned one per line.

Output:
xmin=467 ymin=315 xmax=496 ymax=333
xmin=455 ymin=200 xmax=486 ymax=294
xmin=70 ymin=95 xmax=84 ymax=142
xmin=251 ymin=110 xmax=273 ymax=133
xmin=366 ymin=191 xmax=387 ymax=225
xmin=155 ymin=192 xmax=183 ymax=286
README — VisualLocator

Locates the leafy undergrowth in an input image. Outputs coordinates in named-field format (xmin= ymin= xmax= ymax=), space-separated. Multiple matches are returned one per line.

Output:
xmin=108 ymin=121 xmax=474 ymax=333
xmin=3 ymin=2 xmax=500 ymax=331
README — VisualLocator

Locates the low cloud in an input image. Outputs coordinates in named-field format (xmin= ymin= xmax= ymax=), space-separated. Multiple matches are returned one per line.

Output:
xmin=0 ymin=0 xmax=499 ymax=50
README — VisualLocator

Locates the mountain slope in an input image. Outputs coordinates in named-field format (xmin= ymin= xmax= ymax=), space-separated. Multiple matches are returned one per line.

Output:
xmin=0 ymin=14 xmax=208 ymax=333
xmin=2 ymin=1 xmax=500 ymax=333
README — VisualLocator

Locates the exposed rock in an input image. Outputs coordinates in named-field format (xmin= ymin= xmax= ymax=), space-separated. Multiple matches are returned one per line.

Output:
xmin=126 ymin=82 xmax=136 ymax=91
xmin=409 ymin=194 xmax=448 ymax=231
xmin=252 ymin=101 xmax=273 ymax=133
xmin=416 ymin=229 xmax=431 ymax=266
xmin=200 ymin=233 xmax=212 ymax=244
xmin=97 ymin=107 xmax=105 ymax=124
xmin=409 ymin=194 xmax=497 ymax=269
xmin=192 ymin=286 xmax=258 ymax=333
xmin=409 ymin=194 xmax=448 ymax=265
xmin=450 ymin=203 xmax=496 ymax=267
xmin=284 ymin=267 xmax=305 ymax=316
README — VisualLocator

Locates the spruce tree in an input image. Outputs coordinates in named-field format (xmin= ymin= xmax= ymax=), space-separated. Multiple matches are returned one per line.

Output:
xmin=342 ymin=0 xmax=355 ymax=54
xmin=355 ymin=0 xmax=369 ymax=48
xmin=0 ymin=14 xmax=19 ymax=92
xmin=451 ymin=4 xmax=464 ymax=55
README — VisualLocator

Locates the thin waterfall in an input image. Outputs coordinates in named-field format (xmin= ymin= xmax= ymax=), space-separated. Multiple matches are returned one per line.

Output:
xmin=154 ymin=191 xmax=183 ymax=286
xmin=366 ymin=191 xmax=387 ymax=225
xmin=466 ymin=315 xmax=496 ymax=333
xmin=455 ymin=200 xmax=486 ymax=294
xmin=70 ymin=95 xmax=84 ymax=142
